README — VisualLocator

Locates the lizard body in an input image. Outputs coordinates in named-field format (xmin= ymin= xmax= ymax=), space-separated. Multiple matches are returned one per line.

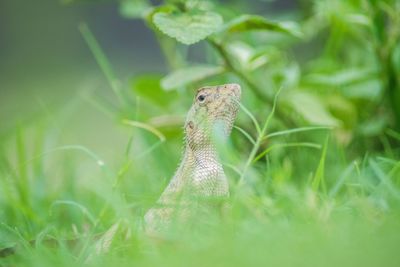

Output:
xmin=144 ymin=83 xmax=241 ymax=236
xmin=0 ymin=84 xmax=241 ymax=255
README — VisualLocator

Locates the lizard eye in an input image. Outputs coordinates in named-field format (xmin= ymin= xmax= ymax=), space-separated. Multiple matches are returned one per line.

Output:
xmin=197 ymin=94 xmax=206 ymax=102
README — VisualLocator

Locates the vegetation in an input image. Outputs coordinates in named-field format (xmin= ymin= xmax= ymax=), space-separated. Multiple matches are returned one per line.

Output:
xmin=1 ymin=0 xmax=400 ymax=266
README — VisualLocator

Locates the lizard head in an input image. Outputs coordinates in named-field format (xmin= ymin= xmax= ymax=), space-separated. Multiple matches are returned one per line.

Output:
xmin=185 ymin=83 xmax=241 ymax=150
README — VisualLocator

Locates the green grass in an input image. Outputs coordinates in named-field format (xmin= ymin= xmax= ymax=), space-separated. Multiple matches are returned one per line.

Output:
xmin=1 ymin=91 xmax=400 ymax=266
xmin=2 ymin=2 xmax=400 ymax=265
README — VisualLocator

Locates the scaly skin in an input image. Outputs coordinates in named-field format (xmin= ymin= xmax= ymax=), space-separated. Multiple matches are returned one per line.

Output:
xmin=0 ymin=84 xmax=242 ymax=255
xmin=144 ymin=83 xmax=241 ymax=236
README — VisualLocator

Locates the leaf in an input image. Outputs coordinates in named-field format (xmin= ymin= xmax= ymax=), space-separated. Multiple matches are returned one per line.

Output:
xmin=225 ymin=42 xmax=277 ymax=71
xmin=344 ymin=80 xmax=383 ymax=100
xmin=131 ymin=74 xmax=176 ymax=106
xmin=285 ymin=91 xmax=341 ymax=127
xmin=119 ymin=0 xmax=150 ymax=19
xmin=358 ymin=116 xmax=388 ymax=137
xmin=345 ymin=13 xmax=371 ymax=26
xmin=303 ymin=68 xmax=378 ymax=87
xmin=316 ymin=71 xmax=381 ymax=101
xmin=226 ymin=42 xmax=254 ymax=69
xmin=153 ymin=10 xmax=223 ymax=45
xmin=221 ymin=15 xmax=303 ymax=38
xmin=326 ymin=95 xmax=357 ymax=128
xmin=161 ymin=65 xmax=224 ymax=90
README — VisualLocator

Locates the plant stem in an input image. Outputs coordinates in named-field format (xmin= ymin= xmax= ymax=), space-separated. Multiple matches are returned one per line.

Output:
xmin=207 ymin=38 xmax=271 ymax=104
xmin=237 ymin=87 xmax=281 ymax=187
xmin=207 ymin=38 xmax=295 ymax=128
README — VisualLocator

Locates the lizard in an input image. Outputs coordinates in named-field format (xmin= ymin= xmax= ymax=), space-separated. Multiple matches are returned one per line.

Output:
xmin=144 ymin=83 xmax=241 ymax=237
xmin=0 ymin=83 xmax=241 ymax=255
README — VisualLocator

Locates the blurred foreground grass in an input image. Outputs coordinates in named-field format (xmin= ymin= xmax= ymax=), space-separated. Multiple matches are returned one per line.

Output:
xmin=1 ymin=118 xmax=400 ymax=266
xmin=1 ymin=0 xmax=400 ymax=266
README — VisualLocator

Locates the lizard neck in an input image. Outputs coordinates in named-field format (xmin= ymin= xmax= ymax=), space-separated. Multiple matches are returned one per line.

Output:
xmin=159 ymin=128 xmax=229 ymax=199
xmin=184 ymin=143 xmax=221 ymax=169
xmin=184 ymin=143 xmax=228 ymax=197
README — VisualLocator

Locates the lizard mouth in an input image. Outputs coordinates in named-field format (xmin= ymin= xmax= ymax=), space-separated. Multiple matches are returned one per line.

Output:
xmin=226 ymin=83 xmax=241 ymax=99
xmin=213 ymin=84 xmax=241 ymax=136
xmin=218 ymin=83 xmax=241 ymax=112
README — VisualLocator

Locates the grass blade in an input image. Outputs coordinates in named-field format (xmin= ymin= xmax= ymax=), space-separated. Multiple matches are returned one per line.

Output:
xmin=122 ymin=119 xmax=166 ymax=142
xmin=329 ymin=162 xmax=355 ymax=197
xmin=265 ymin=126 xmax=333 ymax=139
xmin=79 ymin=23 xmax=124 ymax=105
xmin=233 ymin=125 xmax=256 ymax=145
xmin=237 ymin=87 xmax=282 ymax=187
xmin=370 ymin=159 xmax=400 ymax=199
xmin=238 ymin=101 xmax=261 ymax=135
xmin=253 ymin=142 xmax=321 ymax=163
xmin=51 ymin=200 xmax=97 ymax=226
xmin=312 ymin=136 xmax=329 ymax=193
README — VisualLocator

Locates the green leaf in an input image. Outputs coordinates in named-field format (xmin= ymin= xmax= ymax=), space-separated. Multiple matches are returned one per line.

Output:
xmin=303 ymin=67 xmax=383 ymax=101
xmin=285 ymin=91 xmax=341 ymax=127
xmin=345 ymin=14 xmax=371 ymax=26
xmin=225 ymin=41 xmax=271 ymax=71
xmin=358 ymin=116 xmax=388 ymax=137
xmin=119 ymin=0 xmax=151 ymax=19
xmin=326 ymin=95 xmax=357 ymax=128
xmin=153 ymin=10 xmax=223 ymax=45
xmin=303 ymin=68 xmax=378 ymax=87
xmin=221 ymin=15 xmax=303 ymax=38
xmin=343 ymin=80 xmax=382 ymax=100
xmin=161 ymin=65 xmax=225 ymax=90
xmin=131 ymin=74 xmax=176 ymax=106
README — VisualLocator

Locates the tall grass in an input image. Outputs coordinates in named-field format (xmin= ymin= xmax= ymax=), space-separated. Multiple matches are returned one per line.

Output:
xmin=1 ymin=15 xmax=400 ymax=267
xmin=1 ymin=73 xmax=400 ymax=267
xmin=1 ymin=115 xmax=400 ymax=267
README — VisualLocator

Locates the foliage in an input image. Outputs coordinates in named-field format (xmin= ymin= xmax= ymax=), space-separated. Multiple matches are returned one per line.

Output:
xmin=1 ymin=0 xmax=400 ymax=266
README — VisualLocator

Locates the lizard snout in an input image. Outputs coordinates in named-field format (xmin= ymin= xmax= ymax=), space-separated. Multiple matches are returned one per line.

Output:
xmin=222 ymin=83 xmax=241 ymax=99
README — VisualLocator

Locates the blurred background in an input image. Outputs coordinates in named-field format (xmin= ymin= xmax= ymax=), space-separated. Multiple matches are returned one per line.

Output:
xmin=0 ymin=0 xmax=317 ymax=171
xmin=2 ymin=0 xmax=399 ymax=150
xmin=1 ymin=0 xmax=163 ymax=159
xmin=1 ymin=0 xmax=400 ymax=266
